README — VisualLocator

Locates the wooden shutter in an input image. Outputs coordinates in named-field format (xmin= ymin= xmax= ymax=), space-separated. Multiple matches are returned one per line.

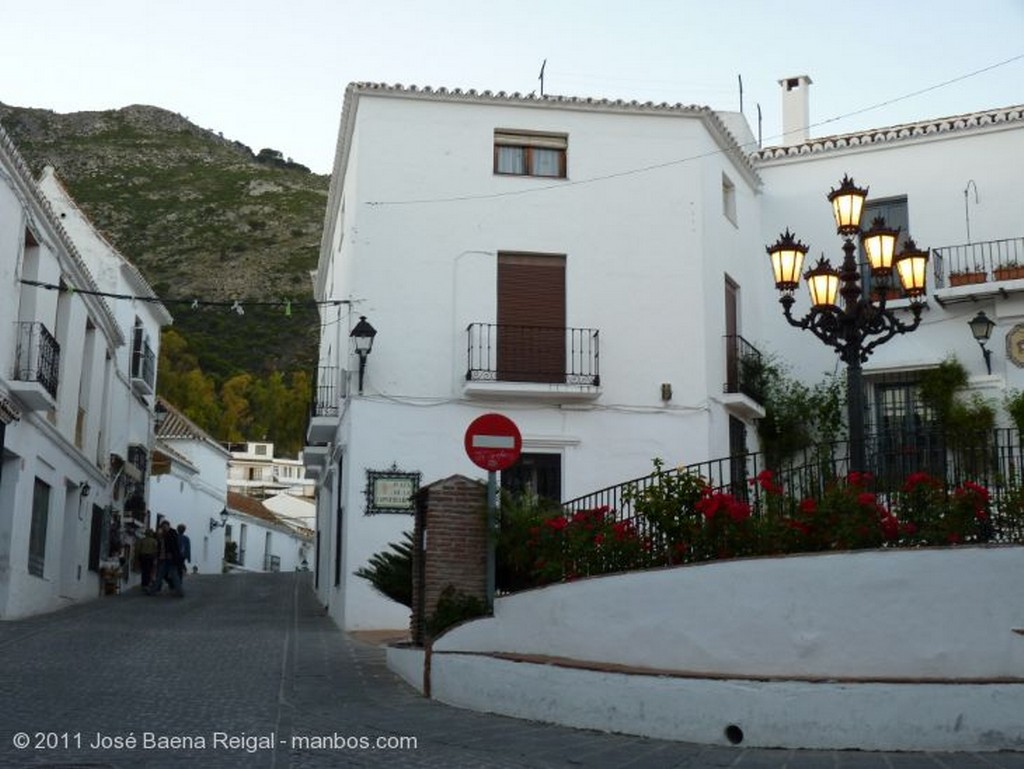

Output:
xmin=497 ymin=254 xmax=566 ymax=382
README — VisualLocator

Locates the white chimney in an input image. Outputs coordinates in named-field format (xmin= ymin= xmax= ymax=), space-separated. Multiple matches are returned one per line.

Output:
xmin=779 ymin=75 xmax=812 ymax=146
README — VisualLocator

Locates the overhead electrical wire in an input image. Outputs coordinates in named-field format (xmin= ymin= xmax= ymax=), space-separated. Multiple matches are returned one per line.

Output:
xmin=19 ymin=278 xmax=352 ymax=314
xmin=365 ymin=52 xmax=1024 ymax=208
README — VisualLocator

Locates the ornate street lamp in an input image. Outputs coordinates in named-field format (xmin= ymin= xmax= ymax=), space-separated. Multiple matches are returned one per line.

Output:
xmin=767 ymin=175 xmax=929 ymax=472
xmin=350 ymin=315 xmax=377 ymax=394
xmin=968 ymin=311 xmax=996 ymax=375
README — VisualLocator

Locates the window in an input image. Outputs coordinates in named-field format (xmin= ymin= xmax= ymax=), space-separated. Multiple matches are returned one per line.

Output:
xmin=722 ymin=173 xmax=737 ymax=225
xmin=254 ymin=444 xmax=268 ymax=456
xmin=872 ymin=376 xmax=944 ymax=484
xmin=861 ymin=196 xmax=909 ymax=298
xmin=501 ymin=453 xmax=562 ymax=505
xmin=494 ymin=130 xmax=567 ymax=178
xmin=28 ymin=478 xmax=50 ymax=577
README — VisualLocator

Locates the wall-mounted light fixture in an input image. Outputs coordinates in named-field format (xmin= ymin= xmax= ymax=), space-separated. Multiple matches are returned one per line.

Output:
xmin=968 ymin=310 xmax=996 ymax=375
xmin=350 ymin=315 xmax=377 ymax=394
xmin=209 ymin=507 xmax=229 ymax=532
xmin=81 ymin=482 xmax=91 ymax=498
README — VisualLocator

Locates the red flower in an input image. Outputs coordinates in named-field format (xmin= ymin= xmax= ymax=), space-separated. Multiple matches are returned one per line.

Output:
xmin=612 ymin=520 xmax=635 ymax=542
xmin=847 ymin=471 xmax=874 ymax=488
xmin=960 ymin=481 xmax=990 ymax=503
xmin=947 ymin=532 xmax=963 ymax=545
xmin=880 ymin=514 xmax=900 ymax=541
xmin=545 ymin=517 xmax=568 ymax=532
xmin=752 ymin=469 xmax=784 ymax=496
xmin=903 ymin=471 xmax=939 ymax=492
xmin=856 ymin=492 xmax=877 ymax=507
xmin=593 ymin=533 xmax=605 ymax=546
xmin=799 ymin=498 xmax=817 ymax=516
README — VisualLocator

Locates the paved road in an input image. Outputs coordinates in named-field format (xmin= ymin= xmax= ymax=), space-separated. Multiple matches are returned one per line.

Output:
xmin=1 ymin=572 xmax=1022 ymax=769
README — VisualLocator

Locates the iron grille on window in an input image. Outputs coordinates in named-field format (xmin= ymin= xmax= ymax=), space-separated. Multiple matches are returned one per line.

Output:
xmin=14 ymin=321 xmax=60 ymax=400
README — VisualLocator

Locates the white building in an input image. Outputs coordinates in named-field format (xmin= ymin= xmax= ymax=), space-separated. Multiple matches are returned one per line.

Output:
xmin=148 ymin=397 xmax=231 ymax=575
xmin=224 ymin=491 xmax=313 ymax=573
xmin=307 ymin=82 xmax=767 ymax=630
xmin=756 ymin=84 xmax=1024 ymax=434
xmin=308 ymin=80 xmax=1024 ymax=632
xmin=0 ymin=130 xmax=169 ymax=618
xmin=226 ymin=441 xmax=314 ymax=500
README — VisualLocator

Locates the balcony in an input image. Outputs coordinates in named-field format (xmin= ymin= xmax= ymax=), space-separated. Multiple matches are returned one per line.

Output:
xmin=10 ymin=321 xmax=60 ymax=410
xmin=302 ymin=444 xmax=330 ymax=479
xmin=932 ymin=237 xmax=1024 ymax=304
xmin=719 ymin=334 xmax=766 ymax=420
xmin=306 ymin=365 xmax=344 ymax=444
xmin=464 ymin=323 xmax=600 ymax=400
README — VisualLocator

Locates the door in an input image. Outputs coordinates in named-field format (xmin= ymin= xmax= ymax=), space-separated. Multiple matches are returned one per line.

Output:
xmin=497 ymin=253 xmax=566 ymax=383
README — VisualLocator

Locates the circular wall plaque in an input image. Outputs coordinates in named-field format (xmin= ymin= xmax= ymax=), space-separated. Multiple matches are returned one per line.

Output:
xmin=1006 ymin=324 xmax=1024 ymax=368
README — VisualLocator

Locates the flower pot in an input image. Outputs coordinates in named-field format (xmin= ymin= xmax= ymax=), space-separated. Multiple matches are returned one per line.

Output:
xmin=948 ymin=271 xmax=987 ymax=287
xmin=994 ymin=266 xmax=1024 ymax=281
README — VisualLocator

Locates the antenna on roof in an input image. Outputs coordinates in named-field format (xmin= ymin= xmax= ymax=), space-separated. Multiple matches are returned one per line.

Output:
xmin=738 ymin=74 xmax=744 ymax=114
xmin=538 ymin=58 xmax=547 ymax=97
xmin=757 ymin=103 xmax=763 ymax=148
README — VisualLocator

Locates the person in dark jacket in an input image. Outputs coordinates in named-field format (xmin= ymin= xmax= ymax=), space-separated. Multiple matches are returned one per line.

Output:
xmin=146 ymin=520 xmax=184 ymax=597
xmin=176 ymin=523 xmax=192 ymax=578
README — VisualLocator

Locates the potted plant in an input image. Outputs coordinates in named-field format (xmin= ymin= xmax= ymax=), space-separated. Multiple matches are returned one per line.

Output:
xmin=948 ymin=269 xmax=987 ymax=287
xmin=994 ymin=261 xmax=1024 ymax=281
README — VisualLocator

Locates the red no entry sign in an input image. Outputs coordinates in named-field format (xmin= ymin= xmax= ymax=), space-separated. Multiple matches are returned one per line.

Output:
xmin=464 ymin=413 xmax=522 ymax=471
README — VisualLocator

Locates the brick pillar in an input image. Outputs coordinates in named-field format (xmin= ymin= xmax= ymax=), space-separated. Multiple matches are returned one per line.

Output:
xmin=410 ymin=475 xmax=487 ymax=645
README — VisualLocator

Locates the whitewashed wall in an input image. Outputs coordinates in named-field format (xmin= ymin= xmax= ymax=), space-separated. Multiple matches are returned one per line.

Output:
xmin=426 ymin=547 xmax=1024 ymax=750
xmin=315 ymin=89 xmax=766 ymax=629
xmin=757 ymin=123 xmax=1024 ymax=390
xmin=149 ymin=437 xmax=230 ymax=575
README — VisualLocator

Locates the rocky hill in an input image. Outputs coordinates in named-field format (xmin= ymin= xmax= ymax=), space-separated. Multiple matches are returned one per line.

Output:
xmin=0 ymin=102 xmax=329 ymax=381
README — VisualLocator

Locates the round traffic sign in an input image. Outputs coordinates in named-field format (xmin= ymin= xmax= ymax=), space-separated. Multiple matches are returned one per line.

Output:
xmin=464 ymin=413 xmax=522 ymax=471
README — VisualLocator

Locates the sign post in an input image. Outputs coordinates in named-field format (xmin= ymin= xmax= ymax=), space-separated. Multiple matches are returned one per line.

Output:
xmin=464 ymin=413 xmax=522 ymax=608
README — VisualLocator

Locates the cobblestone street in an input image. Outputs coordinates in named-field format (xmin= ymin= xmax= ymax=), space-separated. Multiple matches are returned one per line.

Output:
xmin=1 ymin=572 xmax=1022 ymax=768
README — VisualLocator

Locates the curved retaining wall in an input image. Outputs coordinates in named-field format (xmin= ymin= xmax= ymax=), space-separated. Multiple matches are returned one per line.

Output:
xmin=423 ymin=547 xmax=1024 ymax=750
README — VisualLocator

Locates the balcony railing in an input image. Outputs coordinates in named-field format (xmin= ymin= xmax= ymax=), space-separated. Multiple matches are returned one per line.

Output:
xmin=14 ymin=321 xmax=60 ymax=401
xmin=466 ymin=323 xmax=599 ymax=386
xmin=723 ymin=334 xmax=764 ymax=402
xmin=933 ymin=236 xmax=1024 ymax=288
xmin=311 ymin=366 xmax=341 ymax=418
xmin=553 ymin=427 xmax=1024 ymax=579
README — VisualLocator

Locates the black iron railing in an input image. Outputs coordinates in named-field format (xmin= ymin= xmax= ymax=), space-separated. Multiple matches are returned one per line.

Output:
xmin=311 ymin=366 xmax=340 ymax=418
xmin=723 ymin=334 xmax=764 ymax=401
xmin=560 ymin=428 xmax=1024 ymax=570
xmin=933 ymin=236 xmax=1024 ymax=288
xmin=466 ymin=323 xmax=599 ymax=386
xmin=14 ymin=321 xmax=60 ymax=400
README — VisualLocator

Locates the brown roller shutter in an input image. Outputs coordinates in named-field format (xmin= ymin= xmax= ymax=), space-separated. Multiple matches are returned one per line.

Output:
xmin=497 ymin=253 xmax=566 ymax=382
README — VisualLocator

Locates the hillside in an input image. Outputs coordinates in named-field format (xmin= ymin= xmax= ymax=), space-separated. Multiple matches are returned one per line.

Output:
xmin=0 ymin=102 xmax=329 ymax=382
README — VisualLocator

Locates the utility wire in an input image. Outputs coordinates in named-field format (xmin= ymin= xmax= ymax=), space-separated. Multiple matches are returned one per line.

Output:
xmin=366 ymin=52 xmax=1024 ymax=207
xmin=19 ymin=279 xmax=351 ymax=312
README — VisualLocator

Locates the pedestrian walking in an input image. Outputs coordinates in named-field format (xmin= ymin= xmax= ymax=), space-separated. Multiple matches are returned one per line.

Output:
xmin=147 ymin=520 xmax=184 ymax=597
xmin=135 ymin=528 xmax=158 ymax=589
xmin=177 ymin=523 xmax=192 ymax=578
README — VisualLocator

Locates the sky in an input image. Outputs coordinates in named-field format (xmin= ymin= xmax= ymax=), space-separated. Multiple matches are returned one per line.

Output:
xmin=2 ymin=0 xmax=1022 ymax=175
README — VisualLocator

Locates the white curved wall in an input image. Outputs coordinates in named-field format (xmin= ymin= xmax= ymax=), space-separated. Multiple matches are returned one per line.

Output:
xmin=436 ymin=547 xmax=1024 ymax=680
xmin=422 ymin=548 xmax=1024 ymax=750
